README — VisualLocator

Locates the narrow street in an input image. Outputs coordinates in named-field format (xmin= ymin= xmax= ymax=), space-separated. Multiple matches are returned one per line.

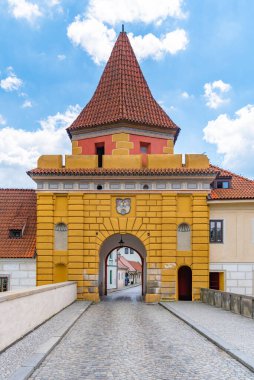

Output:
xmin=104 ymin=285 xmax=142 ymax=302
xmin=29 ymin=288 xmax=254 ymax=380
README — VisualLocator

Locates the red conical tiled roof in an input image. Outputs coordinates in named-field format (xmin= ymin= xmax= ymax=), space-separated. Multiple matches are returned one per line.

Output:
xmin=67 ymin=31 xmax=180 ymax=138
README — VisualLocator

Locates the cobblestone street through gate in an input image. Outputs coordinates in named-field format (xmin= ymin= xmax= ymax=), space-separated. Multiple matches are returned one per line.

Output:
xmin=30 ymin=287 xmax=254 ymax=380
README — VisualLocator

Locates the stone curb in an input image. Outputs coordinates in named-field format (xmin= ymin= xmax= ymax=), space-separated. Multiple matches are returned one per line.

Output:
xmin=159 ymin=302 xmax=254 ymax=374
xmin=8 ymin=301 xmax=92 ymax=380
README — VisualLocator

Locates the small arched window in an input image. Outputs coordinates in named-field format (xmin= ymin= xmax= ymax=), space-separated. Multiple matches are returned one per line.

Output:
xmin=54 ymin=223 xmax=68 ymax=251
xmin=177 ymin=223 xmax=191 ymax=251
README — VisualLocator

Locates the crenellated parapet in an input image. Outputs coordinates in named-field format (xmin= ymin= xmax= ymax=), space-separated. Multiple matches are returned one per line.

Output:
xmin=37 ymin=153 xmax=210 ymax=170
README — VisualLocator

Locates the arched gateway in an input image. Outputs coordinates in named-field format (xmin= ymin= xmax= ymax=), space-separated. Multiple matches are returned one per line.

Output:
xmin=29 ymin=29 xmax=214 ymax=303
xmin=99 ymin=234 xmax=147 ymax=297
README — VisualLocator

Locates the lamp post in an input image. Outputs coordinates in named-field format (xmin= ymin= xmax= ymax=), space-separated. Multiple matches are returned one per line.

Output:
xmin=116 ymin=249 xmax=121 ymax=289
xmin=116 ymin=235 xmax=124 ymax=289
xmin=118 ymin=235 xmax=124 ymax=247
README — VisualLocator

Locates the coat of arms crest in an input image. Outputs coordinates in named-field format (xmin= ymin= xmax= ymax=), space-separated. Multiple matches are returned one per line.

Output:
xmin=116 ymin=198 xmax=131 ymax=215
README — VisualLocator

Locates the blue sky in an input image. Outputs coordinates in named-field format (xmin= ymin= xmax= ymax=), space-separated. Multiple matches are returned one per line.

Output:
xmin=0 ymin=0 xmax=254 ymax=187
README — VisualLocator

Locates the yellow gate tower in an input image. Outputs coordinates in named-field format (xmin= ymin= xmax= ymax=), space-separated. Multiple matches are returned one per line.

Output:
xmin=28 ymin=30 xmax=217 ymax=302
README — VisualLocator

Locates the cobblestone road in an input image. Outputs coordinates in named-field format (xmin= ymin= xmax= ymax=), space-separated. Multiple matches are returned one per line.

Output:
xmin=30 ymin=288 xmax=254 ymax=380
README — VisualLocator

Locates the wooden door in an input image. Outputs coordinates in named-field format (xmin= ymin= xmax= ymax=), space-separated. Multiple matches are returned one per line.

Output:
xmin=209 ymin=272 xmax=220 ymax=290
xmin=178 ymin=266 xmax=192 ymax=300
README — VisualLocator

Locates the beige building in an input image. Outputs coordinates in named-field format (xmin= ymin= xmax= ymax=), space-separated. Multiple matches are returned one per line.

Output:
xmin=208 ymin=167 xmax=254 ymax=295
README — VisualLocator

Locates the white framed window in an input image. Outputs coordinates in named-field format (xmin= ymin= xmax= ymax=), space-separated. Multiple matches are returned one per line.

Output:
xmin=0 ymin=276 xmax=9 ymax=292
xmin=210 ymin=220 xmax=223 ymax=243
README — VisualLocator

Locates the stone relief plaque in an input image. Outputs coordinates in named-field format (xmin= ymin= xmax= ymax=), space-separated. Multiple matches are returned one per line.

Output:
xmin=116 ymin=198 xmax=131 ymax=215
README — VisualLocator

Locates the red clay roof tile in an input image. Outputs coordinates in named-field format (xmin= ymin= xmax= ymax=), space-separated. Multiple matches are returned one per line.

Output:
xmin=210 ymin=165 xmax=254 ymax=200
xmin=67 ymin=32 xmax=180 ymax=137
xmin=0 ymin=189 xmax=36 ymax=258
xmin=28 ymin=167 xmax=217 ymax=177
xmin=128 ymin=260 xmax=142 ymax=272
xmin=118 ymin=256 xmax=141 ymax=272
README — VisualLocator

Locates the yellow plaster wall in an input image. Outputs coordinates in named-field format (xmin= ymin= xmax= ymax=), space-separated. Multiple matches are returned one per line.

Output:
xmin=163 ymin=139 xmax=174 ymax=154
xmin=103 ymin=155 xmax=142 ymax=169
xmin=112 ymin=133 xmax=133 ymax=155
xmin=112 ymin=133 xmax=129 ymax=142
xmin=37 ymin=191 xmax=209 ymax=302
xmin=65 ymin=155 xmax=98 ymax=169
xmin=185 ymin=154 xmax=209 ymax=169
xmin=72 ymin=141 xmax=82 ymax=155
xmin=38 ymin=155 xmax=62 ymax=169
xmin=148 ymin=154 xmax=182 ymax=169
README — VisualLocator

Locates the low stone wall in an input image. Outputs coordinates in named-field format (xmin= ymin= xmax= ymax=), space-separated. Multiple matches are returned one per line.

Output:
xmin=201 ymin=288 xmax=254 ymax=319
xmin=0 ymin=281 xmax=77 ymax=352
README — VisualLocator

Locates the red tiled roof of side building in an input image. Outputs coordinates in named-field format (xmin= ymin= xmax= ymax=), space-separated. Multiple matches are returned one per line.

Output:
xmin=118 ymin=260 xmax=128 ymax=270
xmin=67 ymin=32 xmax=180 ymax=138
xmin=27 ymin=167 xmax=218 ymax=177
xmin=210 ymin=165 xmax=254 ymax=200
xmin=118 ymin=256 xmax=130 ymax=270
xmin=0 ymin=189 xmax=36 ymax=258
xmin=128 ymin=260 xmax=142 ymax=272
xmin=118 ymin=256 xmax=138 ymax=272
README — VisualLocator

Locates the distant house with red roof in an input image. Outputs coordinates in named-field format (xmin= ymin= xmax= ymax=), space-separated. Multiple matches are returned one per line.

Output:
xmin=117 ymin=255 xmax=142 ymax=288
xmin=0 ymin=189 xmax=36 ymax=291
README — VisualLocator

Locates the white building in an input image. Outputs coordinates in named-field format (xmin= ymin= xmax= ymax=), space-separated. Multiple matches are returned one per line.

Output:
xmin=106 ymin=251 xmax=118 ymax=290
xmin=0 ymin=189 xmax=36 ymax=292
xmin=118 ymin=247 xmax=142 ymax=263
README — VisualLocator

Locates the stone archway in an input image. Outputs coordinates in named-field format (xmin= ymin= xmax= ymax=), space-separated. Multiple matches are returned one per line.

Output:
xmin=99 ymin=233 xmax=147 ymax=298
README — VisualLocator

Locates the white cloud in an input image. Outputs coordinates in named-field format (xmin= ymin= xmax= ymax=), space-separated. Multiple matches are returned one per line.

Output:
xmin=67 ymin=0 xmax=188 ymax=65
xmin=129 ymin=29 xmax=188 ymax=60
xmin=57 ymin=54 xmax=66 ymax=61
xmin=203 ymin=104 xmax=254 ymax=173
xmin=7 ymin=0 xmax=62 ymax=22
xmin=181 ymin=91 xmax=190 ymax=99
xmin=0 ymin=104 xmax=81 ymax=187
xmin=67 ymin=17 xmax=116 ymax=65
xmin=204 ymin=80 xmax=231 ymax=109
xmin=0 ymin=115 xmax=6 ymax=125
xmin=7 ymin=0 xmax=42 ymax=22
xmin=22 ymin=100 xmax=32 ymax=108
xmin=0 ymin=69 xmax=23 ymax=92
xmin=47 ymin=0 xmax=61 ymax=6
xmin=87 ymin=0 xmax=186 ymax=25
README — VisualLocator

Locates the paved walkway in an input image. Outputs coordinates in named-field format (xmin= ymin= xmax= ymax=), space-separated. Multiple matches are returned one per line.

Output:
xmin=29 ymin=289 xmax=254 ymax=380
xmin=161 ymin=301 xmax=254 ymax=364
xmin=0 ymin=302 xmax=91 ymax=380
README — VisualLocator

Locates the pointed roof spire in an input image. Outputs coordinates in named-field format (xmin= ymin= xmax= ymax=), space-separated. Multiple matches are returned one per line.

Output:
xmin=67 ymin=31 xmax=180 ymax=138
